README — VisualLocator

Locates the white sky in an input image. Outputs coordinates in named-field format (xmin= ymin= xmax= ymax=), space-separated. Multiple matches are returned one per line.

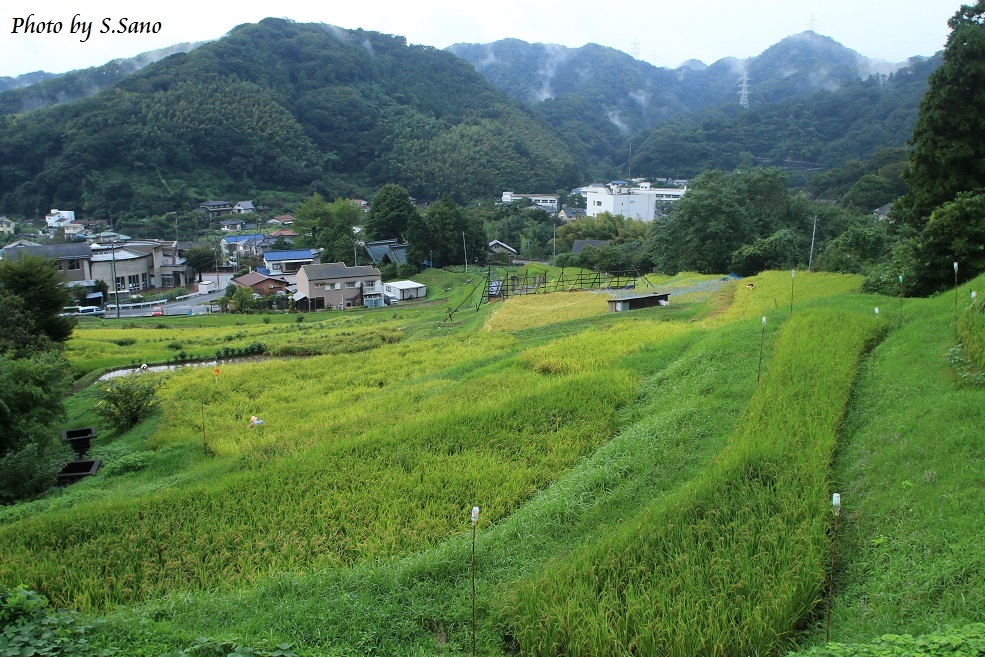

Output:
xmin=1 ymin=0 xmax=958 ymax=78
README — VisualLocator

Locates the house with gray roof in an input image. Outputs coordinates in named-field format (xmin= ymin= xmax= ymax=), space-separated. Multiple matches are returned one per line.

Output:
xmin=363 ymin=239 xmax=410 ymax=267
xmin=1 ymin=242 xmax=93 ymax=283
xmin=572 ymin=239 xmax=611 ymax=255
xmin=296 ymin=262 xmax=383 ymax=311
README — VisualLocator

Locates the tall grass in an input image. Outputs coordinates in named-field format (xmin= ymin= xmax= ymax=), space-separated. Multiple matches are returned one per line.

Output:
xmin=0 ymin=329 xmax=640 ymax=612
xmin=507 ymin=308 xmax=881 ymax=656
xmin=87 ymin=319 xmax=765 ymax=655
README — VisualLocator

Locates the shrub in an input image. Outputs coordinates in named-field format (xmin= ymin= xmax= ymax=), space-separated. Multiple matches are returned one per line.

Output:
xmin=0 ymin=584 xmax=111 ymax=656
xmin=95 ymin=376 xmax=163 ymax=430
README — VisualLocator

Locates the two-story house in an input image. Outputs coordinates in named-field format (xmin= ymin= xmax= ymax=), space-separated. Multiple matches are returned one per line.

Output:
xmin=232 ymin=272 xmax=291 ymax=297
xmin=295 ymin=263 xmax=383 ymax=311
xmin=0 ymin=242 xmax=93 ymax=282
xmin=0 ymin=217 xmax=16 ymax=236
xmin=262 ymin=249 xmax=319 ymax=276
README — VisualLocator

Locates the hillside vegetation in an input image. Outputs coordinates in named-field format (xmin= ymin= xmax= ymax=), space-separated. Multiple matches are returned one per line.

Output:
xmin=0 ymin=19 xmax=580 ymax=217
xmin=2 ymin=268 xmax=981 ymax=655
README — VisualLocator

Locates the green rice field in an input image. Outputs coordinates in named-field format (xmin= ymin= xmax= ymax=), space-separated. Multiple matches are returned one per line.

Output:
xmin=1 ymin=268 xmax=982 ymax=656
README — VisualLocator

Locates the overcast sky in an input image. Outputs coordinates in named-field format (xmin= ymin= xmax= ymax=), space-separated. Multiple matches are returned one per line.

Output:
xmin=1 ymin=0 xmax=958 ymax=78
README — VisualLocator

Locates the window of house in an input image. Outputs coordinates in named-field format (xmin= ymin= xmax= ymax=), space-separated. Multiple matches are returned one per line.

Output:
xmin=67 ymin=260 xmax=81 ymax=270
xmin=345 ymin=281 xmax=356 ymax=288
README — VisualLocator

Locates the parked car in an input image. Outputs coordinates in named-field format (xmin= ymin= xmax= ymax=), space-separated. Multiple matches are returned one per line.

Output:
xmin=60 ymin=305 xmax=105 ymax=317
xmin=150 ymin=306 xmax=164 ymax=316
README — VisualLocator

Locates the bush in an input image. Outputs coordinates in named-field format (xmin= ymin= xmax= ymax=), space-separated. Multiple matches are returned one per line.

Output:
xmin=0 ymin=440 xmax=72 ymax=503
xmin=0 ymin=584 xmax=111 ymax=656
xmin=95 ymin=376 xmax=162 ymax=430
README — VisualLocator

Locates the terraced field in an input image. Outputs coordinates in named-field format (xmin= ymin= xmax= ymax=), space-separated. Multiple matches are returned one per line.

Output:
xmin=2 ymin=269 xmax=982 ymax=656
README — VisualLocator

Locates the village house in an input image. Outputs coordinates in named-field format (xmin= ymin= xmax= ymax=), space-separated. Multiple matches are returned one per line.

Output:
xmin=558 ymin=207 xmax=587 ymax=222
xmin=1 ymin=242 xmax=93 ymax=283
xmin=262 ymin=249 xmax=319 ymax=275
xmin=363 ymin=239 xmax=410 ymax=267
xmin=231 ymin=272 xmax=291 ymax=297
xmin=295 ymin=262 xmax=383 ymax=311
xmin=220 ymin=234 xmax=265 ymax=266
xmin=233 ymin=201 xmax=255 ymax=214
xmin=267 ymin=214 xmax=294 ymax=227
xmin=0 ymin=217 xmax=16 ymax=235
xmin=197 ymin=201 xmax=234 ymax=218
xmin=44 ymin=209 xmax=76 ymax=228
xmin=488 ymin=240 xmax=518 ymax=260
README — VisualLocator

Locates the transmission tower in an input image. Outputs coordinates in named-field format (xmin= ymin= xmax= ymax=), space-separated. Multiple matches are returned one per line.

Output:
xmin=737 ymin=73 xmax=750 ymax=108
xmin=630 ymin=39 xmax=640 ymax=59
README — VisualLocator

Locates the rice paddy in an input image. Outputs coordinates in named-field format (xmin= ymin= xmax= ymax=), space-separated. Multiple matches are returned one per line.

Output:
xmin=2 ymin=268 xmax=982 ymax=656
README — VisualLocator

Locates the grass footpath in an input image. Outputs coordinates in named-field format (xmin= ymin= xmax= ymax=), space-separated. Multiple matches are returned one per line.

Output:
xmin=786 ymin=283 xmax=985 ymax=653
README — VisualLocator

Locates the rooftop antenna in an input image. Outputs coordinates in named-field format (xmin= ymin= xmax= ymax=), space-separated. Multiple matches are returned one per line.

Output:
xmin=738 ymin=72 xmax=750 ymax=108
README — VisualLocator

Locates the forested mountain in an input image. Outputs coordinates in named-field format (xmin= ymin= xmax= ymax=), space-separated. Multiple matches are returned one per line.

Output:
xmin=0 ymin=42 xmax=202 ymax=115
xmin=0 ymin=71 xmax=56 ymax=93
xmin=630 ymin=54 xmax=939 ymax=183
xmin=0 ymin=18 xmax=580 ymax=218
xmin=448 ymin=33 xmax=935 ymax=174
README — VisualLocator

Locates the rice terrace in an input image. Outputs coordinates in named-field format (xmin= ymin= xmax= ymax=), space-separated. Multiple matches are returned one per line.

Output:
xmin=2 ymin=266 xmax=984 ymax=656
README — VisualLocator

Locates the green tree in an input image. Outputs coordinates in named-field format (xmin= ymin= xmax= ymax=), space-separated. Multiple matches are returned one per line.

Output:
xmin=294 ymin=194 xmax=361 ymax=264
xmin=894 ymin=1 xmax=985 ymax=231
xmin=0 ymin=254 xmax=75 ymax=344
xmin=407 ymin=194 xmax=483 ymax=267
xmin=647 ymin=170 xmax=752 ymax=274
xmin=912 ymin=192 xmax=985 ymax=294
xmin=184 ymin=245 xmax=217 ymax=282
xmin=365 ymin=184 xmax=419 ymax=241
xmin=0 ymin=350 xmax=72 ymax=502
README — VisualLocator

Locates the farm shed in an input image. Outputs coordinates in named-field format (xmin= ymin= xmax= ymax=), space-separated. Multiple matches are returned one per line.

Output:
xmin=607 ymin=293 xmax=670 ymax=313
xmin=383 ymin=280 xmax=427 ymax=301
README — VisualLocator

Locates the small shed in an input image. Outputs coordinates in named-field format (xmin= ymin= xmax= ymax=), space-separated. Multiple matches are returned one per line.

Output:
xmin=608 ymin=293 xmax=670 ymax=313
xmin=383 ymin=280 xmax=427 ymax=301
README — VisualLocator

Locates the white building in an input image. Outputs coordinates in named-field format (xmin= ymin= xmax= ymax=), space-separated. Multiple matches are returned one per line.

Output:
xmin=383 ymin=280 xmax=427 ymax=301
xmin=45 ymin=209 xmax=76 ymax=228
xmin=501 ymin=192 xmax=559 ymax=211
xmin=583 ymin=182 xmax=687 ymax=222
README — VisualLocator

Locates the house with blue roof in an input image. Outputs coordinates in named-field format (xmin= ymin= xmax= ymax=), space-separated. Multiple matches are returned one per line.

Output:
xmin=262 ymin=249 xmax=320 ymax=275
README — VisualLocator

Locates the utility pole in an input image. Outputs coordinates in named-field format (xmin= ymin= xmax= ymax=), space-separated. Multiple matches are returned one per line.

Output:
xmin=463 ymin=231 xmax=468 ymax=273
xmin=110 ymin=241 xmax=120 ymax=319
xmin=808 ymin=215 xmax=818 ymax=271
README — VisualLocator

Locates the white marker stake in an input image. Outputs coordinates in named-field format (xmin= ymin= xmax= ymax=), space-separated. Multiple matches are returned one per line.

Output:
xmin=470 ymin=506 xmax=480 ymax=656
xmin=827 ymin=492 xmax=842 ymax=642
